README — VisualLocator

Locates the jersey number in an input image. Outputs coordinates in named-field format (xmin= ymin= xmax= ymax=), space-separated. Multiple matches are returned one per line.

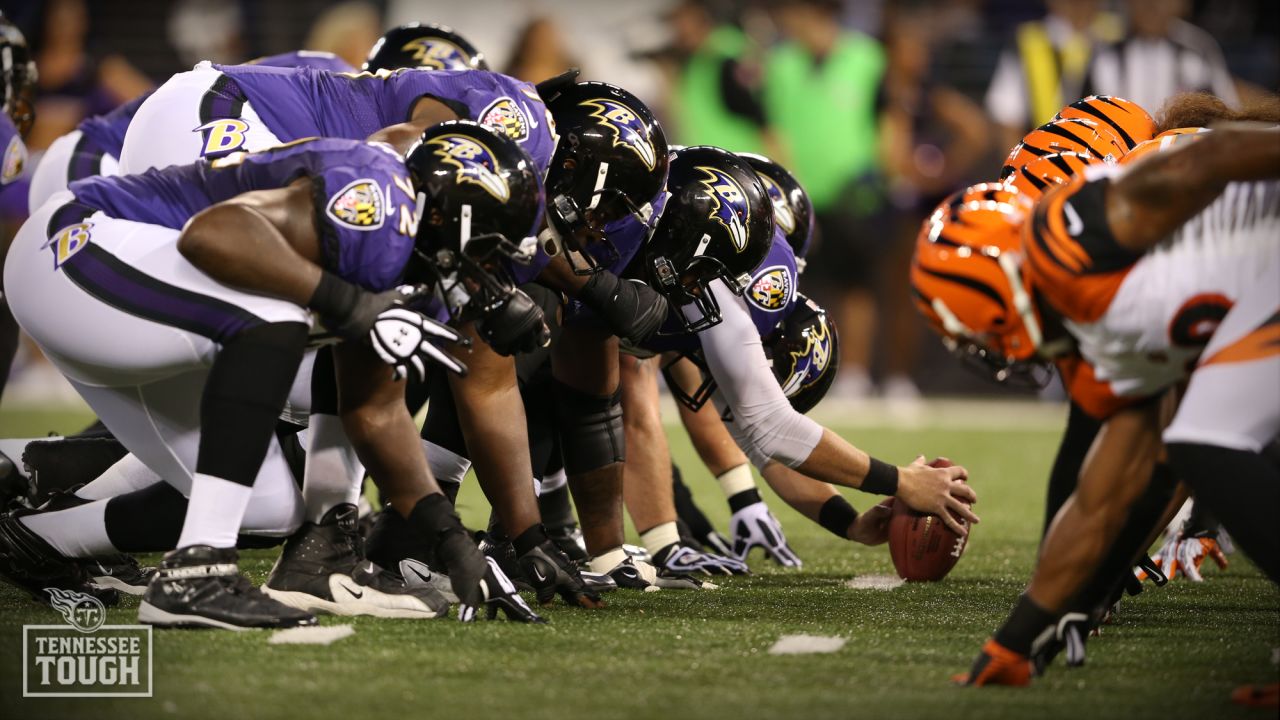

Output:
xmin=1169 ymin=293 xmax=1233 ymax=348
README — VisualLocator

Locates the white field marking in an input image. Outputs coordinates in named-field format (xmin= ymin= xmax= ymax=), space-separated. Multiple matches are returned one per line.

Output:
xmin=844 ymin=575 xmax=905 ymax=591
xmin=768 ymin=634 xmax=847 ymax=655
xmin=268 ymin=625 xmax=355 ymax=646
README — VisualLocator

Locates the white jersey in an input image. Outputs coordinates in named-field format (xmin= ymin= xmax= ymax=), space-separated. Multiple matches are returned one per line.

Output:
xmin=1027 ymin=168 xmax=1280 ymax=418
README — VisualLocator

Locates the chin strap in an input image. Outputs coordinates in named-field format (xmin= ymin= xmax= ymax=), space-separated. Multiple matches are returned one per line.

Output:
xmin=998 ymin=252 xmax=1043 ymax=350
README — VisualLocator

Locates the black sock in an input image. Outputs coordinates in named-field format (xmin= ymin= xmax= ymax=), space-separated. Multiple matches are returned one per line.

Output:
xmin=1182 ymin=499 xmax=1220 ymax=538
xmin=672 ymin=462 xmax=716 ymax=541
xmin=513 ymin=524 xmax=549 ymax=556
xmin=538 ymin=484 xmax=576 ymax=530
xmin=440 ymin=480 xmax=461 ymax=506
xmin=993 ymin=594 xmax=1057 ymax=655
xmin=104 ymin=483 xmax=188 ymax=553
xmin=1167 ymin=442 xmax=1280 ymax=584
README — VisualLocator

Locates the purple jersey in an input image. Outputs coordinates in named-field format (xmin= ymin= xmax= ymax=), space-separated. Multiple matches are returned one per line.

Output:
xmin=209 ymin=65 xmax=556 ymax=175
xmin=642 ymin=227 xmax=800 ymax=354
xmin=248 ymin=50 xmax=355 ymax=74
xmin=1 ymin=113 xmax=27 ymax=187
xmin=69 ymin=138 xmax=417 ymax=291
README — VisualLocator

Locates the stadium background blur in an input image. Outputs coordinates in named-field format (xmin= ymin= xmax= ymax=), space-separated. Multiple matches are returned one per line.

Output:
xmin=0 ymin=0 xmax=1276 ymax=410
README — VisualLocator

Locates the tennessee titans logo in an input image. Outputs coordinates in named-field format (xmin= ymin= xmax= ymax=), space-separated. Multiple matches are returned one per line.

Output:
xmin=46 ymin=587 xmax=106 ymax=633
xmin=695 ymin=166 xmax=750 ymax=252
xmin=400 ymin=37 xmax=471 ymax=70
xmin=580 ymin=99 xmax=656 ymax=170
xmin=748 ymin=265 xmax=794 ymax=313
xmin=781 ymin=321 xmax=832 ymax=398
xmin=479 ymin=98 xmax=530 ymax=143
xmin=326 ymin=179 xmax=385 ymax=231
xmin=426 ymin=133 xmax=510 ymax=202
xmin=759 ymin=175 xmax=795 ymax=235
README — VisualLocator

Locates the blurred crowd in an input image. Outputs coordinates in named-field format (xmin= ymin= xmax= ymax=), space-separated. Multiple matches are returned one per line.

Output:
xmin=1 ymin=0 xmax=1276 ymax=404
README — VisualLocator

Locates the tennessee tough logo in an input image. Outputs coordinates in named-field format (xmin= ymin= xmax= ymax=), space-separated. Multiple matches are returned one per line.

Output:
xmin=426 ymin=133 xmax=510 ymax=202
xmin=399 ymin=37 xmax=471 ymax=70
xmin=580 ymin=99 xmax=656 ymax=170
xmin=695 ymin=165 xmax=750 ymax=252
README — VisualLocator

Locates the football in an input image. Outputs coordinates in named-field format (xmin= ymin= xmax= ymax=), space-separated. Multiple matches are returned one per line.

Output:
xmin=888 ymin=461 xmax=971 ymax=582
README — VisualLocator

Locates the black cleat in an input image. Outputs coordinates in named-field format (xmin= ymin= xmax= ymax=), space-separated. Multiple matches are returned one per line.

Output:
xmin=545 ymin=523 xmax=588 ymax=563
xmin=604 ymin=557 xmax=659 ymax=592
xmin=139 ymin=545 xmax=317 ymax=630
xmin=85 ymin=555 xmax=155 ymax=596
xmin=23 ymin=436 xmax=127 ymax=505
xmin=478 ymin=533 xmax=533 ymax=592
xmin=263 ymin=504 xmax=450 ymax=618
xmin=0 ymin=512 xmax=119 ymax=606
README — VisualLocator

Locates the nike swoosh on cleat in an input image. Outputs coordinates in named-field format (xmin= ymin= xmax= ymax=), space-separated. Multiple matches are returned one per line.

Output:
xmin=336 ymin=581 xmax=365 ymax=599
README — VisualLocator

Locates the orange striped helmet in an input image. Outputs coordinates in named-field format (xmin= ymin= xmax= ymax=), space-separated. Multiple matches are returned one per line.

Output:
xmin=1054 ymin=95 xmax=1156 ymax=150
xmin=1121 ymin=127 xmax=1208 ymax=165
xmin=912 ymin=186 xmax=1049 ymax=385
xmin=1004 ymin=150 xmax=1099 ymax=201
xmin=1000 ymin=118 xmax=1125 ymax=181
xmin=919 ymin=183 xmax=1029 ymax=253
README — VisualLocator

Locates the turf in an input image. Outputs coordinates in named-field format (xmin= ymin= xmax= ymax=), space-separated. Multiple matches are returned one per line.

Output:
xmin=0 ymin=406 xmax=1276 ymax=720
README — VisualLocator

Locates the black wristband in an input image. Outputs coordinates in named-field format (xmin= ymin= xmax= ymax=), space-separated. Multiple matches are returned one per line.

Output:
xmin=861 ymin=457 xmax=899 ymax=496
xmin=727 ymin=487 xmax=762 ymax=513
xmin=512 ymin=523 xmax=550 ymax=557
xmin=818 ymin=495 xmax=859 ymax=539
xmin=307 ymin=270 xmax=362 ymax=330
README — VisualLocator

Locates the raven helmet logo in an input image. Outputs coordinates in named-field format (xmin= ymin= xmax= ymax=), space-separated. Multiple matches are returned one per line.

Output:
xmin=426 ymin=133 xmax=510 ymax=202
xmin=326 ymin=179 xmax=386 ymax=230
xmin=46 ymin=587 xmax=106 ymax=633
xmin=2 ymin=134 xmax=25 ymax=184
xmin=781 ymin=320 xmax=832 ymax=398
xmin=748 ymin=265 xmax=794 ymax=313
xmin=580 ymin=99 xmax=656 ymax=170
xmin=695 ymin=166 xmax=750 ymax=252
xmin=759 ymin=174 xmax=795 ymax=235
xmin=400 ymin=37 xmax=472 ymax=70
xmin=479 ymin=98 xmax=529 ymax=143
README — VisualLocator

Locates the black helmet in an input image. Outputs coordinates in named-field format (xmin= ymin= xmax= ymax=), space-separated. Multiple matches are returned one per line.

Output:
xmin=764 ymin=294 xmax=839 ymax=413
xmin=739 ymin=153 xmax=812 ymax=271
xmin=540 ymin=80 xmax=669 ymax=273
xmin=643 ymin=145 xmax=772 ymax=333
xmin=0 ymin=13 xmax=36 ymax=136
xmin=364 ymin=23 xmax=489 ymax=73
xmin=404 ymin=121 xmax=543 ymax=321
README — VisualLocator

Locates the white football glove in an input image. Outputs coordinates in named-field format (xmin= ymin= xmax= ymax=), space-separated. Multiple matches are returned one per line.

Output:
xmin=730 ymin=501 xmax=802 ymax=568
xmin=654 ymin=542 xmax=749 ymax=576
xmin=368 ymin=302 xmax=467 ymax=381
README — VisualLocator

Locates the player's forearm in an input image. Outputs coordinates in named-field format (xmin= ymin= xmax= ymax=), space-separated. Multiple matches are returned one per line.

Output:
xmin=760 ymin=461 xmax=841 ymax=525
xmin=178 ymin=202 xmax=321 ymax=305
xmin=1110 ymin=127 xmax=1280 ymax=252
xmin=794 ymin=429 xmax=875 ymax=490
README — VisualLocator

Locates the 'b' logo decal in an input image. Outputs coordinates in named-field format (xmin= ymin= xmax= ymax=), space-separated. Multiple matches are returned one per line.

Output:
xmin=47 ymin=223 xmax=93 ymax=270
xmin=195 ymin=118 xmax=250 ymax=157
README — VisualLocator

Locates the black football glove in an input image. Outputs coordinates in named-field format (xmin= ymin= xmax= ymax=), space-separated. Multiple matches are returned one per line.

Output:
xmin=439 ymin=532 xmax=545 ymax=624
xmin=475 ymin=287 xmax=550 ymax=356
xmin=576 ymin=270 xmax=669 ymax=344
xmin=518 ymin=539 xmax=605 ymax=608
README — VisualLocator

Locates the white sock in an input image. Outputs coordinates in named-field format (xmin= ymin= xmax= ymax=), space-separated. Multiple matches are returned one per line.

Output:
xmin=75 ymin=454 xmax=162 ymax=501
xmin=716 ymin=464 xmax=756 ymax=499
xmin=588 ymin=546 xmax=628 ymax=574
xmin=19 ymin=501 xmax=117 ymax=558
xmin=541 ymin=467 xmax=567 ymax=493
xmin=640 ymin=521 xmax=680 ymax=556
xmin=424 ymin=439 xmax=472 ymax=485
xmin=176 ymin=474 xmax=254 ymax=549
xmin=301 ymin=413 xmax=364 ymax=522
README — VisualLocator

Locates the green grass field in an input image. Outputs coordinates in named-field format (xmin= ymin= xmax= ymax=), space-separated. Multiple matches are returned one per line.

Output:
xmin=0 ymin=405 xmax=1276 ymax=720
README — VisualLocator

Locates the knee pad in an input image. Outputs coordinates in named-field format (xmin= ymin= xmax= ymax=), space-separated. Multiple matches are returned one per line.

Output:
xmin=553 ymin=380 xmax=624 ymax=475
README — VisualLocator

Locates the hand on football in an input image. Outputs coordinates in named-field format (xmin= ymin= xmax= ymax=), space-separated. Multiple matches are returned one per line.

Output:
xmin=895 ymin=456 xmax=979 ymax=536
xmin=847 ymin=499 xmax=893 ymax=546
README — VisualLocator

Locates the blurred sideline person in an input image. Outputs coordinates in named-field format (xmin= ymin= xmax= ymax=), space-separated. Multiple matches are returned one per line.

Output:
xmin=302 ymin=1 xmax=384 ymax=70
xmin=985 ymin=0 xmax=1122 ymax=154
xmin=764 ymin=0 xmax=887 ymax=400
xmin=504 ymin=17 xmax=577 ymax=85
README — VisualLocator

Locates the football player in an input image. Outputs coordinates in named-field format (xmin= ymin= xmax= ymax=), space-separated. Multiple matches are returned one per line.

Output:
xmin=0 ymin=122 xmax=545 ymax=627
xmin=27 ymin=50 xmax=356 ymax=214
xmin=914 ymin=125 xmax=1280 ymax=686
xmin=363 ymin=23 xmax=489 ymax=73
xmin=0 ymin=14 xmax=36 ymax=404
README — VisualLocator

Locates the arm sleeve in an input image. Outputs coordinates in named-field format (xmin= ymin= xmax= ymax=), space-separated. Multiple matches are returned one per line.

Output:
xmin=698 ymin=280 xmax=823 ymax=469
